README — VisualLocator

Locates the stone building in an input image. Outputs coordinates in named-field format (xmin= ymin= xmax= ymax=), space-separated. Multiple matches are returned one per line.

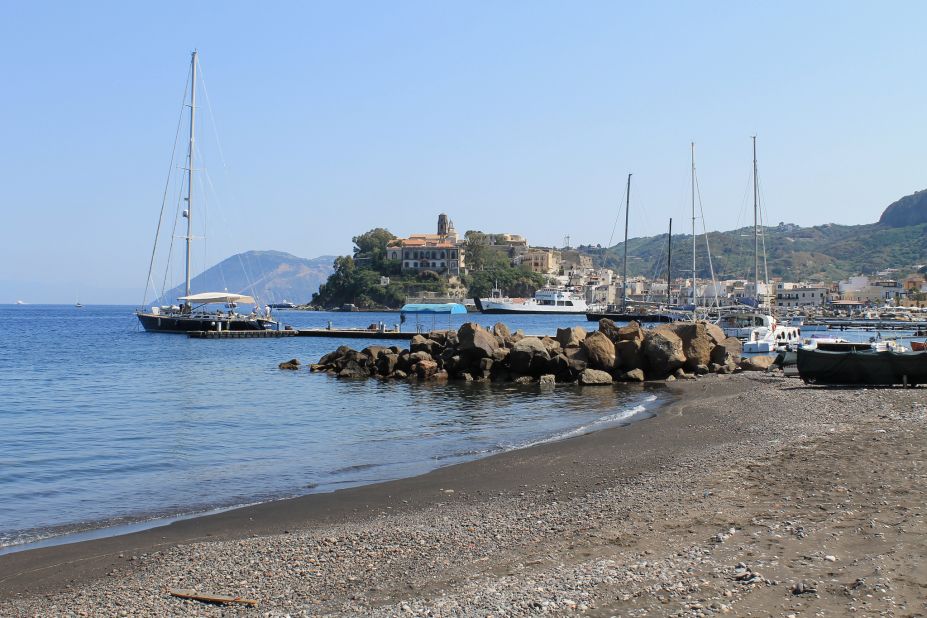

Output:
xmin=386 ymin=214 xmax=465 ymax=276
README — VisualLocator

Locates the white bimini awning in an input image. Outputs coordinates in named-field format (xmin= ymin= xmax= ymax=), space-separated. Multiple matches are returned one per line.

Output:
xmin=177 ymin=292 xmax=256 ymax=305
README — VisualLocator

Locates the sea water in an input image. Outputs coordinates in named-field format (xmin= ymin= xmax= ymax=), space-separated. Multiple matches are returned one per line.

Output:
xmin=0 ymin=305 xmax=661 ymax=551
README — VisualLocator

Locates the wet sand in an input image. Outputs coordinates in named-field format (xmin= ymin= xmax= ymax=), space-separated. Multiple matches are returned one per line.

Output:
xmin=2 ymin=373 xmax=925 ymax=616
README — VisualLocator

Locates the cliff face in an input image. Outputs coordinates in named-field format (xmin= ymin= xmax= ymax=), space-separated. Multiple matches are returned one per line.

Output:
xmin=879 ymin=189 xmax=927 ymax=227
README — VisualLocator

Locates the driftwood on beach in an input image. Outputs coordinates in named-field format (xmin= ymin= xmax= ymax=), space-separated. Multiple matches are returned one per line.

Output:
xmin=300 ymin=319 xmax=744 ymax=384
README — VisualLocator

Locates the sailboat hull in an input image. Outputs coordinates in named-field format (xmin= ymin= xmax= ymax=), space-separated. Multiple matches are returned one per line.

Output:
xmin=136 ymin=311 xmax=273 ymax=333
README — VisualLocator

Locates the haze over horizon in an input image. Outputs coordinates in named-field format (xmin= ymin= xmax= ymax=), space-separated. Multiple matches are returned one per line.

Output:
xmin=2 ymin=1 xmax=925 ymax=303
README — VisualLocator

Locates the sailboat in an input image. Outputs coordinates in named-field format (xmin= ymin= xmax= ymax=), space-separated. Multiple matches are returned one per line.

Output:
xmin=718 ymin=137 xmax=799 ymax=350
xmin=135 ymin=51 xmax=276 ymax=333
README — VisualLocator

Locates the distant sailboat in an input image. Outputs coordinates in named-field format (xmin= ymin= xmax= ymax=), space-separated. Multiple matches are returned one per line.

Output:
xmin=135 ymin=51 xmax=276 ymax=333
xmin=75 ymin=293 xmax=83 ymax=308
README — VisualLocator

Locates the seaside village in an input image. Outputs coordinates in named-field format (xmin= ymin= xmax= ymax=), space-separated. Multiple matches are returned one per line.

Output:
xmin=381 ymin=213 xmax=927 ymax=317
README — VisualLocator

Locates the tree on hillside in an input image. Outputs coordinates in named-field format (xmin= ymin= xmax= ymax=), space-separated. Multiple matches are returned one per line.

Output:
xmin=352 ymin=228 xmax=396 ymax=269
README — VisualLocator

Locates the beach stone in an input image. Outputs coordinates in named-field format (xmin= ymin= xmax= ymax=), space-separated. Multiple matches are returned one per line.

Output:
xmin=477 ymin=357 xmax=494 ymax=378
xmin=624 ymin=368 xmax=645 ymax=382
xmin=392 ymin=369 xmax=408 ymax=380
xmin=513 ymin=375 xmax=535 ymax=385
xmin=711 ymin=336 xmax=743 ymax=366
xmin=582 ymin=331 xmax=617 ymax=371
xmin=740 ymin=356 xmax=775 ymax=371
xmin=556 ymin=326 xmax=587 ymax=349
xmin=492 ymin=347 xmax=510 ymax=363
xmin=642 ymin=328 xmax=686 ymax=376
xmin=539 ymin=374 xmax=556 ymax=387
xmin=579 ymin=368 xmax=613 ymax=385
xmin=598 ymin=318 xmax=622 ymax=342
xmin=376 ymin=353 xmax=399 ymax=376
xmin=278 ymin=358 xmax=300 ymax=370
xmin=309 ymin=363 xmax=327 ymax=372
xmin=457 ymin=323 xmax=498 ymax=359
xmin=509 ymin=337 xmax=550 ymax=375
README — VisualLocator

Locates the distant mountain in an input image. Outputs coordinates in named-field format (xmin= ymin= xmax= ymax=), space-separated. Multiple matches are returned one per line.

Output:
xmin=155 ymin=251 xmax=335 ymax=305
xmin=598 ymin=189 xmax=927 ymax=282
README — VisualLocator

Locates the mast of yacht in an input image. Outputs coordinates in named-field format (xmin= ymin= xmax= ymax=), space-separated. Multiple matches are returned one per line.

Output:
xmin=752 ymin=135 xmax=760 ymax=310
xmin=622 ymin=173 xmax=631 ymax=310
xmin=667 ymin=218 xmax=672 ymax=305
xmin=691 ymin=142 xmax=697 ymax=320
xmin=183 ymin=50 xmax=198 ymax=305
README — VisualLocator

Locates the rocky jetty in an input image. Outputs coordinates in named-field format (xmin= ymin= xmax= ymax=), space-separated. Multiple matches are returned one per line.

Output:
xmin=305 ymin=320 xmax=744 ymax=384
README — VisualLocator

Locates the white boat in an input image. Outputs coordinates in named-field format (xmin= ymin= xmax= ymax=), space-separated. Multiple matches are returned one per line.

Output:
xmin=476 ymin=287 xmax=589 ymax=314
xmin=719 ymin=311 xmax=802 ymax=353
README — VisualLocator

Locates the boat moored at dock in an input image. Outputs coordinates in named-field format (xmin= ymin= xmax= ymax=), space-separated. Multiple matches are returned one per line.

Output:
xmin=475 ymin=287 xmax=589 ymax=314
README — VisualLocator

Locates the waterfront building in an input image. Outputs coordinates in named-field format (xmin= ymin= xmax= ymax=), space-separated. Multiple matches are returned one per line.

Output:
xmin=387 ymin=214 xmax=465 ymax=276
xmin=520 ymin=248 xmax=562 ymax=274
xmin=838 ymin=275 xmax=904 ymax=304
xmin=774 ymin=282 xmax=828 ymax=309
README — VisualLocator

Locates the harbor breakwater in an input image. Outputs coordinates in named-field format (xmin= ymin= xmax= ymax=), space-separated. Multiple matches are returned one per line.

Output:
xmin=300 ymin=319 xmax=749 ymax=384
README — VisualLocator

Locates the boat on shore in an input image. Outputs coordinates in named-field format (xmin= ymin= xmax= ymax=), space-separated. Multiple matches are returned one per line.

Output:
xmin=475 ymin=287 xmax=589 ymax=315
xmin=135 ymin=51 xmax=276 ymax=334
xmin=797 ymin=348 xmax=927 ymax=386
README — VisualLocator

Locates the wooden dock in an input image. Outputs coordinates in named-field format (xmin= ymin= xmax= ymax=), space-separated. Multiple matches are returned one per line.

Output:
xmin=188 ymin=330 xmax=298 ymax=339
xmin=296 ymin=328 xmax=416 ymax=340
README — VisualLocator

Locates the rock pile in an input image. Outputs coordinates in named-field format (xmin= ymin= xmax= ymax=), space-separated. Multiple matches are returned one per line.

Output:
xmin=303 ymin=319 xmax=743 ymax=384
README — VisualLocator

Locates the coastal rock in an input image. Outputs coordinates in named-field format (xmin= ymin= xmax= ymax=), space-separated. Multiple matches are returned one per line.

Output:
xmin=539 ymin=374 xmax=556 ymax=387
xmin=278 ymin=358 xmax=300 ymax=370
xmin=509 ymin=337 xmax=551 ymax=375
xmin=704 ymin=322 xmax=726 ymax=346
xmin=337 ymin=359 xmax=369 ymax=378
xmin=410 ymin=350 xmax=433 ymax=364
xmin=513 ymin=375 xmax=535 ymax=385
xmin=427 ymin=331 xmax=449 ymax=346
xmin=617 ymin=320 xmax=645 ymax=343
xmin=598 ymin=318 xmax=622 ymax=342
xmin=409 ymin=335 xmax=436 ymax=355
xmin=318 ymin=345 xmax=353 ymax=367
xmin=540 ymin=336 xmax=562 ymax=356
xmin=415 ymin=359 xmax=439 ymax=380
xmin=663 ymin=323 xmax=712 ymax=370
xmin=556 ymin=326 xmax=587 ymax=349
xmin=582 ymin=331 xmax=617 ymax=371
xmin=492 ymin=322 xmax=511 ymax=341
xmin=579 ymin=368 xmax=613 ymax=385
xmin=642 ymin=329 xmax=686 ymax=377
xmin=457 ymin=323 xmax=498 ymax=359
xmin=376 ymin=353 xmax=399 ymax=376
xmin=615 ymin=339 xmax=644 ymax=371
xmin=477 ymin=357 xmax=494 ymax=379
xmin=623 ymin=368 xmax=645 ymax=382
xmin=711 ymin=336 xmax=743 ymax=366
xmin=740 ymin=356 xmax=775 ymax=371
xmin=492 ymin=347 xmax=511 ymax=363
xmin=362 ymin=345 xmax=389 ymax=359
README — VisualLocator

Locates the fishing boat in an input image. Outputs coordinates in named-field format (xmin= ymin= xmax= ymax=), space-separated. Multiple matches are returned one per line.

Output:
xmin=797 ymin=348 xmax=927 ymax=386
xmin=475 ymin=287 xmax=589 ymax=314
xmin=135 ymin=51 xmax=275 ymax=333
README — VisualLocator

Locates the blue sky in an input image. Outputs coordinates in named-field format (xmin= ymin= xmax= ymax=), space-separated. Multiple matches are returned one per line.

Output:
xmin=2 ymin=1 xmax=925 ymax=303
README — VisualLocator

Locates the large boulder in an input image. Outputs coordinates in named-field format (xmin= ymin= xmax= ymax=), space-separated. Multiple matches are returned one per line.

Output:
xmin=622 ymin=368 xmax=646 ymax=382
xmin=509 ymin=337 xmax=551 ymax=375
xmin=615 ymin=339 xmax=644 ymax=371
xmin=581 ymin=331 xmax=617 ymax=371
xmin=337 ymin=359 xmax=369 ymax=378
xmin=362 ymin=345 xmax=389 ymax=360
xmin=540 ymin=336 xmax=562 ymax=356
xmin=457 ymin=323 xmax=498 ymax=359
xmin=376 ymin=353 xmax=399 ymax=376
xmin=661 ymin=323 xmax=712 ymax=371
xmin=598 ymin=318 xmax=622 ymax=342
xmin=278 ymin=358 xmax=300 ymax=370
xmin=318 ymin=345 xmax=353 ymax=367
xmin=415 ymin=359 xmax=439 ymax=379
xmin=556 ymin=326 xmax=587 ymax=349
xmin=409 ymin=335 xmax=436 ymax=355
xmin=616 ymin=320 xmax=645 ymax=343
xmin=579 ymin=368 xmax=613 ymax=385
xmin=711 ymin=336 xmax=743 ymax=366
xmin=740 ymin=355 xmax=775 ymax=371
xmin=704 ymin=322 xmax=726 ymax=347
xmin=642 ymin=329 xmax=686 ymax=376
xmin=492 ymin=322 xmax=511 ymax=341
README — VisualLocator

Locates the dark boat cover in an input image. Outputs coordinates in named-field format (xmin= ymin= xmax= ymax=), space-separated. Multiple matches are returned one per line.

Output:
xmin=797 ymin=348 xmax=927 ymax=385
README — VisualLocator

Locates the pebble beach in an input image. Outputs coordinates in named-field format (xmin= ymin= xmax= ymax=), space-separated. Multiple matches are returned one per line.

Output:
xmin=2 ymin=372 xmax=925 ymax=617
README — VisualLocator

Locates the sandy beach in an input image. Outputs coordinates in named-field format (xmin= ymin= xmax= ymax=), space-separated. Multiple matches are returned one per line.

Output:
xmin=2 ymin=372 xmax=925 ymax=616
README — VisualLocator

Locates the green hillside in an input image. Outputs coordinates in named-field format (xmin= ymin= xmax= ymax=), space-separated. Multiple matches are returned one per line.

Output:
xmin=595 ymin=189 xmax=927 ymax=282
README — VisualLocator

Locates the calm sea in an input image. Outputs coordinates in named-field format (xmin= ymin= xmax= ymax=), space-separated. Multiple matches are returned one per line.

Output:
xmin=0 ymin=305 xmax=662 ymax=551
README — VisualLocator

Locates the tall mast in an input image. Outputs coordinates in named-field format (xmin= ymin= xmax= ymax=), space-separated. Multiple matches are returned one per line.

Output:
xmin=184 ymin=50 xmax=198 ymax=302
xmin=622 ymin=173 xmax=631 ymax=309
xmin=667 ymin=218 xmax=672 ymax=305
xmin=691 ymin=142 xmax=696 ymax=312
xmin=752 ymin=135 xmax=759 ymax=308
